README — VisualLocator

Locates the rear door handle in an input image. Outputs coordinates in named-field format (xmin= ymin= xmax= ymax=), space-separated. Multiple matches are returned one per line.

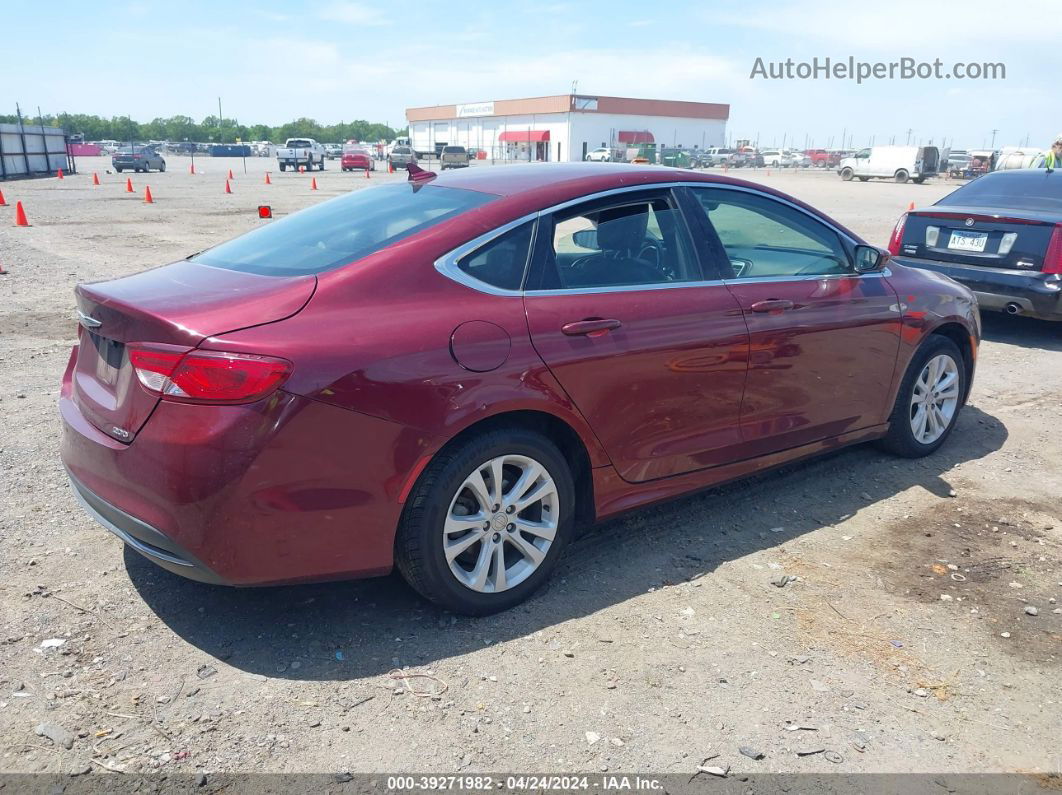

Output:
xmin=749 ymin=299 xmax=795 ymax=313
xmin=561 ymin=318 xmax=622 ymax=337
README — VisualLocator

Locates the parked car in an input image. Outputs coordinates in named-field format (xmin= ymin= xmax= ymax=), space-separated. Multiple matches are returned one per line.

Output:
xmin=701 ymin=147 xmax=738 ymax=167
xmin=324 ymin=144 xmax=343 ymax=160
xmin=60 ymin=162 xmax=978 ymax=615
xmin=888 ymin=169 xmax=1062 ymax=320
xmin=585 ymin=147 xmax=612 ymax=162
xmin=760 ymin=150 xmax=794 ymax=168
xmin=388 ymin=145 xmax=417 ymax=169
xmin=112 ymin=147 xmax=166 ymax=173
xmin=440 ymin=145 xmax=470 ymax=169
xmin=806 ymin=149 xmax=830 ymax=168
xmin=838 ymin=146 xmax=940 ymax=184
xmin=341 ymin=145 xmax=375 ymax=172
xmin=276 ymin=138 xmax=326 ymax=172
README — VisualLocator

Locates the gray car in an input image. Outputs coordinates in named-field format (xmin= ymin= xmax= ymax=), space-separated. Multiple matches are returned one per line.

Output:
xmin=388 ymin=145 xmax=417 ymax=169
xmin=440 ymin=145 xmax=470 ymax=169
xmin=112 ymin=146 xmax=166 ymax=173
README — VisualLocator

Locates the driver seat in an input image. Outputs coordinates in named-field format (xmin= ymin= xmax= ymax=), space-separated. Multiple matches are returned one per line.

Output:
xmin=565 ymin=205 xmax=658 ymax=287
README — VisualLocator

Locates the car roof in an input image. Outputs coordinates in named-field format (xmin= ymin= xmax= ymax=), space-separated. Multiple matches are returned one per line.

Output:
xmin=420 ymin=162 xmax=864 ymax=241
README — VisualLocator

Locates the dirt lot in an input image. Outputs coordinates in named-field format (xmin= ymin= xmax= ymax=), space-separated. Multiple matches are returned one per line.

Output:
xmin=0 ymin=156 xmax=1059 ymax=779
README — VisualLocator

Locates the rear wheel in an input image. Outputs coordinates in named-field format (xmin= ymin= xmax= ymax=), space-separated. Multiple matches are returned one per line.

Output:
xmin=878 ymin=335 xmax=965 ymax=457
xmin=159 ymin=162 xmax=166 ymax=172
xmin=913 ymin=176 xmax=925 ymax=184
xmin=395 ymin=429 xmax=575 ymax=615
xmin=840 ymin=167 xmax=854 ymax=181
xmin=895 ymin=169 xmax=910 ymax=183
xmin=279 ymin=163 xmax=287 ymax=172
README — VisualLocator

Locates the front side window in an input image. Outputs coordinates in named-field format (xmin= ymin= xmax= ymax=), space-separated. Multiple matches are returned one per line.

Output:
xmin=455 ymin=222 xmax=534 ymax=291
xmin=692 ymin=188 xmax=851 ymax=279
xmin=537 ymin=193 xmax=699 ymax=289
xmin=192 ymin=183 xmax=496 ymax=276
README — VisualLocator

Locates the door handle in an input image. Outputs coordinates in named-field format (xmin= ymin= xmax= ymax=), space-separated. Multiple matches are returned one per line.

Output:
xmin=749 ymin=299 xmax=795 ymax=313
xmin=561 ymin=318 xmax=622 ymax=337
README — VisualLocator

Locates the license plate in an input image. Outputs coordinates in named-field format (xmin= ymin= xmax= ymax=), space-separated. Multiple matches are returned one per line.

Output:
xmin=948 ymin=230 xmax=988 ymax=252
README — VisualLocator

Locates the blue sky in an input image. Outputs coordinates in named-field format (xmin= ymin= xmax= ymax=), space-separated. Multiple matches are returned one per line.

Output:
xmin=6 ymin=0 xmax=1057 ymax=149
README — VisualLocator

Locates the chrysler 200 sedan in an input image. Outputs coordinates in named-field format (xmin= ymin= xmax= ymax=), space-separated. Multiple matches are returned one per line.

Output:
xmin=60 ymin=163 xmax=979 ymax=615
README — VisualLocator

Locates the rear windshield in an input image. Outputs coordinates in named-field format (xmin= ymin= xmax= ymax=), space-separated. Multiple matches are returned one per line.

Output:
xmin=286 ymin=140 xmax=312 ymax=148
xmin=443 ymin=146 xmax=465 ymax=153
xmin=940 ymin=171 xmax=1062 ymax=211
xmin=191 ymin=184 xmax=496 ymax=276
xmin=393 ymin=147 xmax=411 ymax=153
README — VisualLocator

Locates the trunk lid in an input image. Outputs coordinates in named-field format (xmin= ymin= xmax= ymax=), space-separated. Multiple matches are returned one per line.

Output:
xmin=899 ymin=208 xmax=1056 ymax=270
xmin=71 ymin=260 xmax=315 ymax=442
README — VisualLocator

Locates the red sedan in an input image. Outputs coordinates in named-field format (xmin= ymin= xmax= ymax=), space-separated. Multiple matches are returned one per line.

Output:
xmin=341 ymin=146 xmax=375 ymax=172
xmin=60 ymin=163 xmax=979 ymax=615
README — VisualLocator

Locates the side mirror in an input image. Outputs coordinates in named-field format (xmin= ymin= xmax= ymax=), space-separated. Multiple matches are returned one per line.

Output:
xmin=854 ymin=244 xmax=889 ymax=273
xmin=572 ymin=229 xmax=599 ymax=250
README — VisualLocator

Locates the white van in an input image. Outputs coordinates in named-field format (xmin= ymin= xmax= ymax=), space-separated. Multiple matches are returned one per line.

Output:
xmin=837 ymin=145 xmax=940 ymax=183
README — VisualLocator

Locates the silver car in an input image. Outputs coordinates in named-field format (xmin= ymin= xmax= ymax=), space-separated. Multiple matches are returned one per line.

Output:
xmin=388 ymin=146 xmax=417 ymax=169
xmin=112 ymin=147 xmax=166 ymax=173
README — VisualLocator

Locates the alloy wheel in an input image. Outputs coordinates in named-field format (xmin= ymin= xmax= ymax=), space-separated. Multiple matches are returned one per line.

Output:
xmin=909 ymin=354 xmax=960 ymax=444
xmin=443 ymin=455 xmax=559 ymax=593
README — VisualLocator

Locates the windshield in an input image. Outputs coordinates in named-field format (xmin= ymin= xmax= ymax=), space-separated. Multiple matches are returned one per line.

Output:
xmin=191 ymin=184 xmax=496 ymax=276
xmin=940 ymin=171 xmax=1062 ymax=211
xmin=286 ymin=140 xmax=312 ymax=148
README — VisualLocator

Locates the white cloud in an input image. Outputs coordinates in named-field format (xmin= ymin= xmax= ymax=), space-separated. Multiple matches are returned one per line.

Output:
xmin=318 ymin=1 xmax=388 ymax=26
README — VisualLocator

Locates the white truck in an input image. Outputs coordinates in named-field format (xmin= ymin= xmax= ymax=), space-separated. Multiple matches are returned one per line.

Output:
xmin=276 ymin=138 xmax=326 ymax=171
xmin=837 ymin=145 xmax=940 ymax=184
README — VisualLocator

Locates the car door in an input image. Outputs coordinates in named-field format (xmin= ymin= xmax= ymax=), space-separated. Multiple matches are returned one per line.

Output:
xmin=687 ymin=186 xmax=901 ymax=457
xmin=523 ymin=188 xmax=750 ymax=482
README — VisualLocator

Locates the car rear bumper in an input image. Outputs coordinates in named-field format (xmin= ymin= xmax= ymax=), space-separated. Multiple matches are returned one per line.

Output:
xmin=60 ymin=350 xmax=438 ymax=586
xmin=894 ymin=256 xmax=1062 ymax=320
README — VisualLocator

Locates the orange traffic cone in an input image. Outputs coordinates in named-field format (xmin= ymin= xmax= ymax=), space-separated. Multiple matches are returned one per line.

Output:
xmin=92 ymin=172 xmax=100 ymax=186
xmin=299 ymin=165 xmax=305 ymax=174
xmin=57 ymin=168 xmax=64 ymax=180
xmin=264 ymin=172 xmax=272 ymax=185
xmin=908 ymin=201 xmax=915 ymax=211
xmin=144 ymin=185 xmax=154 ymax=204
xmin=0 ymin=259 xmax=7 ymax=274
xmin=228 ymin=168 xmax=234 ymax=180
xmin=388 ymin=160 xmax=394 ymax=174
xmin=365 ymin=167 xmax=370 ymax=179
xmin=766 ymin=169 xmax=771 ymax=177
xmin=0 ymin=188 xmax=6 ymax=206
xmin=310 ymin=177 xmax=318 ymax=190
xmin=125 ymin=177 xmax=133 ymax=193
xmin=189 ymin=163 xmax=195 ymax=175
xmin=15 ymin=201 xmax=30 ymax=226
xmin=225 ymin=179 xmax=232 ymax=194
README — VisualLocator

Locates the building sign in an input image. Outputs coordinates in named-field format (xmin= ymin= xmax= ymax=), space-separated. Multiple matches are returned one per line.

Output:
xmin=456 ymin=102 xmax=495 ymax=118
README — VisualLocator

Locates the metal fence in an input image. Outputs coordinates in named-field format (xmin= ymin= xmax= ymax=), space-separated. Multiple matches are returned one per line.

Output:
xmin=0 ymin=122 xmax=74 ymax=180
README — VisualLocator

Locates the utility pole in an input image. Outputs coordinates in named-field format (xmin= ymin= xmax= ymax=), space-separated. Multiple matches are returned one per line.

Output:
xmin=218 ymin=97 xmax=223 ymax=141
xmin=905 ymin=128 xmax=913 ymax=145
xmin=990 ymin=129 xmax=998 ymax=149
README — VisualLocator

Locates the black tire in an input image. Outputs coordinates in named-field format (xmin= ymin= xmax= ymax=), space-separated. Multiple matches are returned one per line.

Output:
xmin=913 ymin=176 xmax=925 ymax=184
xmin=395 ymin=429 xmax=575 ymax=616
xmin=115 ymin=167 xmax=123 ymax=173
xmin=279 ymin=163 xmax=287 ymax=172
xmin=840 ymin=167 xmax=854 ymax=181
xmin=895 ymin=169 xmax=910 ymax=183
xmin=858 ymin=176 xmax=870 ymax=182
xmin=877 ymin=335 xmax=966 ymax=458
xmin=159 ymin=162 xmax=166 ymax=172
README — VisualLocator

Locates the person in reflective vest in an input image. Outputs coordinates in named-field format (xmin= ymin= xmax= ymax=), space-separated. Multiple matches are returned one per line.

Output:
xmin=1042 ymin=135 xmax=1062 ymax=170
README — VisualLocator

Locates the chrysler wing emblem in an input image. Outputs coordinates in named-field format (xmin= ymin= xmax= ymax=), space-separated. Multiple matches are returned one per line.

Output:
xmin=77 ymin=310 xmax=102 ymax=330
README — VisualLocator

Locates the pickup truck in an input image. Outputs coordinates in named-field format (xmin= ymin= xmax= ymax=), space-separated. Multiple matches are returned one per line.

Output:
xmin=277 ymin=138 xmax=325 ymax=171
xmin=439 ymin=145 xmax=470 ymax=169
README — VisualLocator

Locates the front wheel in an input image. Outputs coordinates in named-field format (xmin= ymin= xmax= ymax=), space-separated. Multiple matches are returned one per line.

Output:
xmin=279 ymin=163 xmax=287 ymax=172
xmin=395 ymin=429 xmax=575 ymax=615
xmin=877 ymin=335 xmax=966 ymax=458
xmin=159 ymin=162 xmax=166 ymax=172
xmin=895 ymin=169 xmax=910 ymax=183
xmin=840 ymin=167 xmax=854 ymax=181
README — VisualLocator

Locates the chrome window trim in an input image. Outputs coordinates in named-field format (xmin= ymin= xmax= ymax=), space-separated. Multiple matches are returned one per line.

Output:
xmin=434 ymin=181 xmax=872 ymax=296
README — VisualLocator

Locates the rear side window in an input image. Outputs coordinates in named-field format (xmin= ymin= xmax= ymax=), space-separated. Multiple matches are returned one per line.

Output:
xmin=456 ymin=222 xmax=535 ymax=290
xmin=192 ymin=184 xmax=496 ymax=276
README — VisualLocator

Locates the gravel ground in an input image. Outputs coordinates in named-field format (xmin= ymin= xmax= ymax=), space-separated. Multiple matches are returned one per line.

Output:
xmin=0 ymin=157 xmax=1059 ymax=779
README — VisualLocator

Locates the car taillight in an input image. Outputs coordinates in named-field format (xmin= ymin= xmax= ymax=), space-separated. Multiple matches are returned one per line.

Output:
xmin=1044 ymin=224 xmax=1062 ymax=274
xmin=129 ymin=345 xmax=292 ymax=404
xmin=887 ymin=213 xmax=908 ymax=255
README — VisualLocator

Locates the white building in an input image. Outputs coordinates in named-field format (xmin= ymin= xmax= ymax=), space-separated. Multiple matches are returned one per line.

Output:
xmin=406 ymin=94 xmax=729 ymax=163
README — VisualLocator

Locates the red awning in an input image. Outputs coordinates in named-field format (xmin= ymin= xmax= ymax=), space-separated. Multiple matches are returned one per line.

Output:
xmin=618 ymin=130 xmax=654 ymax=144
xmin=498 ymin=130 xmax=550 ymax=143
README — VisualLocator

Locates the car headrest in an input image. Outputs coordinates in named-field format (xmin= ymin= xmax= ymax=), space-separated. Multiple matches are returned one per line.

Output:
xmin=595 ymin=205 xmax=649 ymax=253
